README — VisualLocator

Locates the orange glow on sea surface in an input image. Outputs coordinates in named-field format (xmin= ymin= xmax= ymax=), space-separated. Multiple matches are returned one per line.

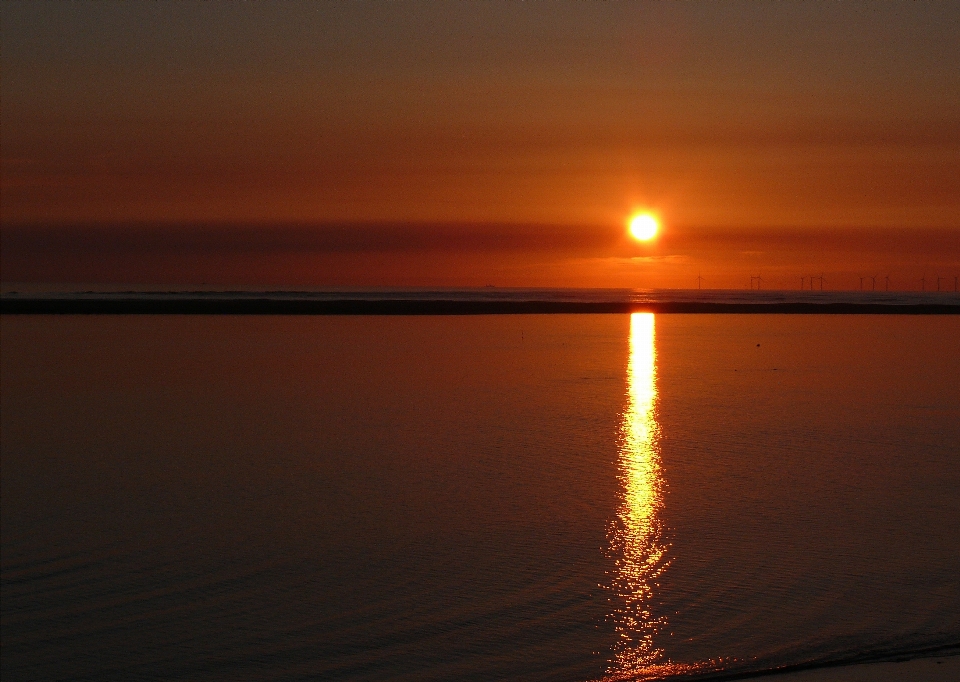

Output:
xmin=608 ymin=313 xmax=665 ymax=673
xmin=604 ymin=313 xmax=714 ymax=680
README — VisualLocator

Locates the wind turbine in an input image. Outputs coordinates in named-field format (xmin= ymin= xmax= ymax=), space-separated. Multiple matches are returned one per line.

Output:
xmin=858 ymin=276 xmax=865 ymax=291
xmin=800 ymin=275 xmax=806 ymax=290
xmin=884 ymin=274 xmax=891 ymax=291
xmin=697 ymin=273 xmax=705 ymax=290
xmin=868 ymin=275 xmax=876 ymax=291
xmin=919 ymin=274 xmax=926 ymax=291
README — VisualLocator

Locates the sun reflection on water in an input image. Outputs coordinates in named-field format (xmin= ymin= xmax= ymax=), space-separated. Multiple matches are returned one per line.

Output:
xmin=604 ymin=314 xmax=709 ymax=681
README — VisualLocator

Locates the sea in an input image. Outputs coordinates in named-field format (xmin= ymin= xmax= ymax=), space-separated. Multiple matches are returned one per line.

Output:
xmin=2 ymin=289 xmax=959 ymax=681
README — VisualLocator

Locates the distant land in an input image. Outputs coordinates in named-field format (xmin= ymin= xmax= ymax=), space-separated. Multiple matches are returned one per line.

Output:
xmin=3 ymin=290 xmax=958 ymax=315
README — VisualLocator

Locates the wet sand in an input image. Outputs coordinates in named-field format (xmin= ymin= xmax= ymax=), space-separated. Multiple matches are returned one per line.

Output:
xmin=760 ymin=655 xmax=960 ymax=682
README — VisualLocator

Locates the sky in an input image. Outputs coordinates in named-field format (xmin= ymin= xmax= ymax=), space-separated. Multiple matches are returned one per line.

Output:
xmin=2 ymin=1 xmax=959 ymax=289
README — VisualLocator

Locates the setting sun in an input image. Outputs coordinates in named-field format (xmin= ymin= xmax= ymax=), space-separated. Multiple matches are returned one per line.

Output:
xmin=628 ymin=213 xmax=659 ymax=242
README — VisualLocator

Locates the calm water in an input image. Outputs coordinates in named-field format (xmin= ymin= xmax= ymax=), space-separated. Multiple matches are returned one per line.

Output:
xmin=2 ymin=314 xmax=959 ymax=681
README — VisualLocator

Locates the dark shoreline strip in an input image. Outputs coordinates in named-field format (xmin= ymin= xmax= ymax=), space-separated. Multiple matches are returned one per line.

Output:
xmin=668 ymin=644 xmax=960 ymax=682
xmin=2 ymin=299 xmax=959 ymax=315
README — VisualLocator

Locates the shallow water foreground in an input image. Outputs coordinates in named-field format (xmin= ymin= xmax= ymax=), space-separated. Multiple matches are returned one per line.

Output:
xmin=2 ymin=314 xmax=958 ymax=681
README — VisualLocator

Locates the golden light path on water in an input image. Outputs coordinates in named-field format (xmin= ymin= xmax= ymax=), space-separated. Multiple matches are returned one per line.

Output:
xmin=604 ymin=314 xmax=706 ymax=681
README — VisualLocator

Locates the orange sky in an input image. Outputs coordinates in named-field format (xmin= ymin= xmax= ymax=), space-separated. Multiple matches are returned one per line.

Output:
xmin=2 ymin=2 xmax=958 ymax=288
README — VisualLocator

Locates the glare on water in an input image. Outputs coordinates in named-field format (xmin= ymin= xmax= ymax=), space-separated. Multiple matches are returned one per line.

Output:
xmin=605 ymin=313 xmax=709 ymax=680
xmin=606 ymin=312 xmax=668 ymax=674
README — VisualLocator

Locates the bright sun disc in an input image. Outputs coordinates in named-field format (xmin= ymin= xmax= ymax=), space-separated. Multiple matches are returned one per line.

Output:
xmin=628 ymin=213 xmax=659 ymax=241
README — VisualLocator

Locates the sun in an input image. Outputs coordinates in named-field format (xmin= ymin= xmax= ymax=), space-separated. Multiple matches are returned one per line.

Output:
xmin=628 ymin=213 xmax=659 ymax=241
